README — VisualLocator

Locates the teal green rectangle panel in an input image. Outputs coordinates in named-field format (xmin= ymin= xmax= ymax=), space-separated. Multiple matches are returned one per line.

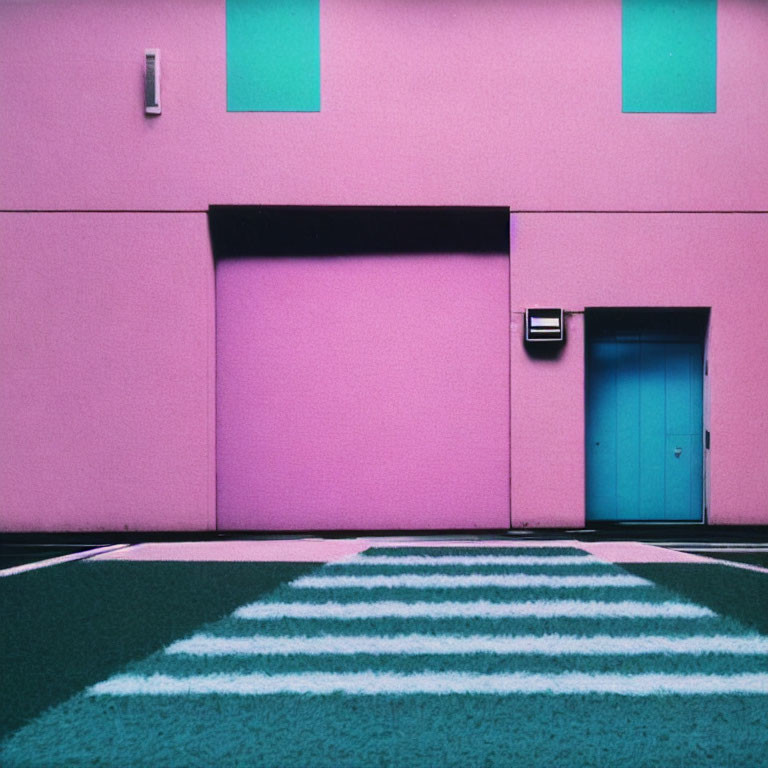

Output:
xmin=622 ymin=0 xmax=717 ymax=113
xmin=227 ymin=0 xmax=320 ymax=112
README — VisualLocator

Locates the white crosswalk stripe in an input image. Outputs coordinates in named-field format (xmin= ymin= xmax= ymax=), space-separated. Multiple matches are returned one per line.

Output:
xmin=234 ymin=599 xmax=714 ymax=620
xmin=291 ymin=573 xmax=649 ymax=589
xmin=167 ymin=633 xmax=768 ymax=657
xmin=330 ymin=555 xmax=607 ymax=567
xmin=89 ymin=671 xmax=768 ymax=697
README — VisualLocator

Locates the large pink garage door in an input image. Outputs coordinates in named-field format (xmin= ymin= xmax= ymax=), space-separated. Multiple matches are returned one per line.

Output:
xmin=214 ymin=208 xmax=509 ymax=530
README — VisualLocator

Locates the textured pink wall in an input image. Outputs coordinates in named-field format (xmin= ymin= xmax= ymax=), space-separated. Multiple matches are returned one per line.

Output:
xmin=0 ymin=213 xmax=215 ymax=531
xmin=2 ymin=0 xmax=768 ymax=530
xmin=510 ymin=312 xmax=584 ymax=529
xmin=1 ymin=0 xmax=767 ymax=211
xmin=511 ymin=213 xmax=768 ymax=526
xmin=216 ymin=254 xmax=510 ymax=530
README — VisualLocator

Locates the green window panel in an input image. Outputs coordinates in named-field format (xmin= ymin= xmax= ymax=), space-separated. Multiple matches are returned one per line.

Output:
xmin=227 ymin=0 xmax=320 ymax=112
xmin=622 ymin=0 xmax=717 ymax=113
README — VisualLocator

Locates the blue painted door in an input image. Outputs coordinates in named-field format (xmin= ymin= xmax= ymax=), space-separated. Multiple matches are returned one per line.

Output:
xmin=587 ymin=339 xmax=703 ymax=521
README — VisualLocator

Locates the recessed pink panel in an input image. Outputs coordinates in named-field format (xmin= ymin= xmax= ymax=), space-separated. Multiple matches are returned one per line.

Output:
xmin=216 ymin=254 xmax=509 ymax=530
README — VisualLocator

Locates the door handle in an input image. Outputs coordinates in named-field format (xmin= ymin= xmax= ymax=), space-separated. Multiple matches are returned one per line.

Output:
xmin=674 ymin=447 xmax=682 ymax=458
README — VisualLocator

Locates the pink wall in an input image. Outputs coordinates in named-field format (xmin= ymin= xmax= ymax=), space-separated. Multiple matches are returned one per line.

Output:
xmin=216 ymin=253 xmax=510 ymax=530
xmin=2 ymin=1 xmax=768 ymax=530
xmin=1 ymin=1 xmax=767 ymax=211
xmin=510 ymin=312 xmax=585 ymax=529
xmin=0 ymin=213 xmax=215 ymax=531
xmin=511 ymin=213 xmax=768 ymax=526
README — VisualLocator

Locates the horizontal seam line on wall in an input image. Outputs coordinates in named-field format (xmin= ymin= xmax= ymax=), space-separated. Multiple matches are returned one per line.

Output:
xmin=0 ymin=209 xmax=765 ymax=215
xmin=0 ymin=209 xmax=208 ymax=214
xmin=511 ymin=210 xmax=767 ymax=214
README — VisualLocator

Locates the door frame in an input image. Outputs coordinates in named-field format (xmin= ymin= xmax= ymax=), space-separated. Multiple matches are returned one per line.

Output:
xmin=584 ymin=307 xmax=711 ymax=524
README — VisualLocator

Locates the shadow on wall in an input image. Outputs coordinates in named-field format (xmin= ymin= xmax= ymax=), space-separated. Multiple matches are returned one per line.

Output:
xmin=523 ymin=331 xmax=567 ymax=361
xmin=520 ymin=312 xmax=571 ymax=362
xmin=208 ymin=205 xmax=510 ymax=258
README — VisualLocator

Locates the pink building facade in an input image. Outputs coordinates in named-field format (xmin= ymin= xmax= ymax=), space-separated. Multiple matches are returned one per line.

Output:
xmin=2 ymin=0 xmax=767 ymax=531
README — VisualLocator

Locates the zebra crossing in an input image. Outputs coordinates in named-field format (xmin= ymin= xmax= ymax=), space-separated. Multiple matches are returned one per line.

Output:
xmin=89 ymin=546 xmax=768 ymax=698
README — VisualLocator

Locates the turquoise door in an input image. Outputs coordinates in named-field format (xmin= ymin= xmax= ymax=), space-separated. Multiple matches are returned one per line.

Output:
xmin=587 ymin=335 xmax=704 ymax=521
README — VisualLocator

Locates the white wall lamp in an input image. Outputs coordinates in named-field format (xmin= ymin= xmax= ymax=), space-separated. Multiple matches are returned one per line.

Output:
xmin=525 ymin=308 xmax=564 ymax=343
xmin=144 ymin=49 xmax=161 ymax=115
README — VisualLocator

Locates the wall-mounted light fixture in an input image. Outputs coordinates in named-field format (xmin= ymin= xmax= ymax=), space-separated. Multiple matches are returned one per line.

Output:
xmin=525 ymin=308 xmax=564 ymax=343
xmin=144 ymin=49 xmax=161 ymax=114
